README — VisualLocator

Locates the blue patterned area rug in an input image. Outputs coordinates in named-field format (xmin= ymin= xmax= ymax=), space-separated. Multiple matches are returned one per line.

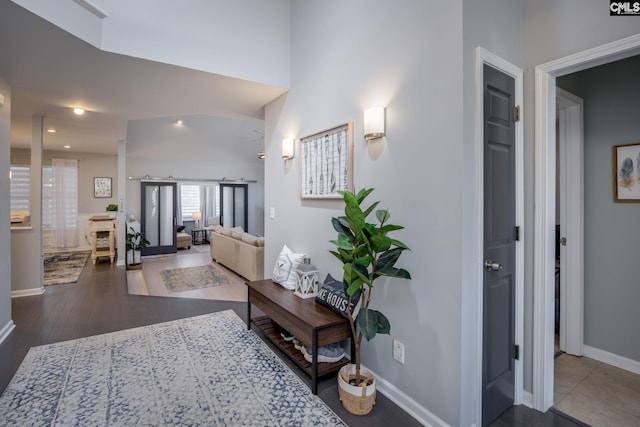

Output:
xmin=0 ymin=310 xmax=346 ymax=426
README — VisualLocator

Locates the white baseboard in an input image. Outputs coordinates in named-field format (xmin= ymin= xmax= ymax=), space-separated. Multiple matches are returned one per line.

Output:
xmin=11 ymin=287 xmax=45 ymax=298
xmin=584 ymin=345 xmax=640 ymax=376
xmin=0 ymin=319 xmax=16 ymax=344
xmin=363 ymin=364 xmax=448 ymax=427
xmin=117 ymin=260 xmax=125 ymax=266
xmin=522 ymin=390 xmax=534 ymax=408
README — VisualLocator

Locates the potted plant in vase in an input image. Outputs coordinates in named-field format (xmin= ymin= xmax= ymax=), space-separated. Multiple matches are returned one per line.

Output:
xmin=329 ymin=188 xmax=411 ymax=415
xmin=126 ymin=226 xmax=149 ymax=270
xmin=105 ymin=203 xmax=118 ymax=218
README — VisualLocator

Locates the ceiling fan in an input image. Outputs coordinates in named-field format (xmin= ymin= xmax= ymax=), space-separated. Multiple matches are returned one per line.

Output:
xmin=240 ymin=130 xmax=266 ymax=159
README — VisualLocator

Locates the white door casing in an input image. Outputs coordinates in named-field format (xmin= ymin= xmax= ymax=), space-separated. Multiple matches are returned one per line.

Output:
xmin=533 ymin=33 xmax=640 ymax=412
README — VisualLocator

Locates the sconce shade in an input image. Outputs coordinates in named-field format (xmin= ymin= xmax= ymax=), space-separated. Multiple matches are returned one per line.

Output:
xmin=364 ymin=107 xmax=385 ymax=140
xmin=282 ymin=139 xmax=294 ymax=159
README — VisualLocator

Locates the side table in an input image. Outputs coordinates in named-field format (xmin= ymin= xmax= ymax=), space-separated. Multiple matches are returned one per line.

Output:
xmin=191 ymin=228 xmax=206 ymax=245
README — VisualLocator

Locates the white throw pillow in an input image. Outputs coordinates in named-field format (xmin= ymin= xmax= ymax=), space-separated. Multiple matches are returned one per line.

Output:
xmin=272 ymin=244 xmax=305 ymax=290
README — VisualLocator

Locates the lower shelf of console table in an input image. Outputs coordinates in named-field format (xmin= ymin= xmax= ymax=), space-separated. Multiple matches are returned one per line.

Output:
xmin=246 ymin=279 xmax=354 ymax=394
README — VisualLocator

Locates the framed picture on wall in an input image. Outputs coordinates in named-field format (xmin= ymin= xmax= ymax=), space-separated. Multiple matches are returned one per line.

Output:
xmin=300 ymin=122 xmax=353 ymax=199
xmin=613 ymin=142 xmax=640 ymax=202
xmin=94 ymin=177 xmax=112 ymax=198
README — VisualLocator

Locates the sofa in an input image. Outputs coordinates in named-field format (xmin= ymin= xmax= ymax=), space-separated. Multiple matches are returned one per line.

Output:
xmin=209 ymin=225 xmax=264 ymax=281
xmin=176 ymin=226 xmax=192 ymax=249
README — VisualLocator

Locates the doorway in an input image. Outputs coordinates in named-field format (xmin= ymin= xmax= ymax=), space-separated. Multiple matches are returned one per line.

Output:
xmin=475 ymin=48 xmax=524 ymax=426
xmin=141 ymin=181 xmax=177 ymax=256
xmin=532 ymin=33 xmax=640 ymax=412
xmin=220 ymin=183 xmax=248 ymax=230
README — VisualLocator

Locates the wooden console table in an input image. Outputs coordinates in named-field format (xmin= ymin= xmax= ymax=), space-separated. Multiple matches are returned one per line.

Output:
xmin=246 ymin=279 xmax=354 ymax=394
xmin=89 ymin=216 xmax=116 ymax=264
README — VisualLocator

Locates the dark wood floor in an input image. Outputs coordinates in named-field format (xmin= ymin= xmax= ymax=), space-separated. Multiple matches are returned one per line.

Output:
xmin=0 ymin=259 xmax=585 ymax=426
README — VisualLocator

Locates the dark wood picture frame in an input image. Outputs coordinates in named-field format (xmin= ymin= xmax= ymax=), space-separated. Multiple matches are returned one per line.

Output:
xmin=94 ymin=177 xmax=112 ymax=198
xmin=299 ymin=122 xmax=353 ymax=199
xmin=613 ymin=142 xmax=640 ymax=202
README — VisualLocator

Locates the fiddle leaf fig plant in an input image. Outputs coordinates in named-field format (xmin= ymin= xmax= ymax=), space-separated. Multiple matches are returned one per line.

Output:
xmin=330 ymin=188 xmax=411 ymax=382
xmin=126 ymin=226 xmax=150 ymax=266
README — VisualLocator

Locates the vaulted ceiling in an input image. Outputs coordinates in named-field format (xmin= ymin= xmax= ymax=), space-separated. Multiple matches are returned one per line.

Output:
xmin=0 ymin=1 xmax=286 ymax=154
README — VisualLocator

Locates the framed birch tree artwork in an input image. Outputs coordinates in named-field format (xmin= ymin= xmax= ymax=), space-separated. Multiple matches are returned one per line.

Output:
xmin=300 ymin=122 xmax=353 ymax=199
xmin=613 ymin=142 xmax=640 ymax=202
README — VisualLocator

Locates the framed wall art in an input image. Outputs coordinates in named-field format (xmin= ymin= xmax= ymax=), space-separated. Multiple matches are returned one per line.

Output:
xmin=94 ymin=177 xmax=112 ymax=198
xmin=300 ymin=122 xmax=353 ymax=199
xmin=613 ymin=142 xmax=640 ymax=202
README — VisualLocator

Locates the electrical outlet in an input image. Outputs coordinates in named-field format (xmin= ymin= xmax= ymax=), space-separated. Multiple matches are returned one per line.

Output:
xmin=393 ymin=339 xmax=405 ymax=364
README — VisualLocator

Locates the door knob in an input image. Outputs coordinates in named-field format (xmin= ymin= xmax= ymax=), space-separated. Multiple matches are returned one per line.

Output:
xmin=484 ymin=259 xmax=503 ymax=271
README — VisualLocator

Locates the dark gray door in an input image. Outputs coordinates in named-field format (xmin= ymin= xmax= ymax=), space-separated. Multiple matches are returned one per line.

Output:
xmin=482 ymin=64 xmax=516 ymax=426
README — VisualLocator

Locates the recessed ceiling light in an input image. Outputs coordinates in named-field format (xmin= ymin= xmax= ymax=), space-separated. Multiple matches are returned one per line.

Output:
xmin=73 ymin=108 xmax=85 ymax=115
xmin=46 ymin=128 xmax=57 ymax=133
xmin=176 ymin=119 xmax=183 ymax=125
xmin=63 ymin=145 xmax=71 ymax=149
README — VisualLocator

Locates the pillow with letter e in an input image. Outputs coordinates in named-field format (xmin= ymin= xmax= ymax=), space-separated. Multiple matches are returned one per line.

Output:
xmin=272 ymin=244 xmax=306 ymax=290
xmin=315 ymin=274 xmax=361 ymax=318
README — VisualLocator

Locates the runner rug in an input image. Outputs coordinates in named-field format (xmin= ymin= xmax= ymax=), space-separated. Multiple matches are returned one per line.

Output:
xmin=160 ymin=264 xmax=232 ymax=292
xmin=43 ymin=251 xmax=91 ymax=286
xmin=0 ymin=310 xmax=345 ymax=426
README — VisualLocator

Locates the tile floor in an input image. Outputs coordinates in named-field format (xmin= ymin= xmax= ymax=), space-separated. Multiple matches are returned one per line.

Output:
xmin=554 ymin=353 xmax=640 ymax=426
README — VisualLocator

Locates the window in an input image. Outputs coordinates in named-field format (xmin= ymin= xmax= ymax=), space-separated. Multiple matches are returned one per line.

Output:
xmin=10 ymin=165 xmax=30 ymax=212
xmin=179 ymin=183 xmax=220 ymax=223
xmin=180 ymin=184 xmax=201 ymax=221
xmin=42 ymin=163 xmax=78 ymax=229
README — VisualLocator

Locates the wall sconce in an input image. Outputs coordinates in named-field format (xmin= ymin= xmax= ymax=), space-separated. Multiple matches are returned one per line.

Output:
xmin=364 ymin=107 xmax=386 ymax=140
xmin=282 ymin=139 xmax=294 ymax=160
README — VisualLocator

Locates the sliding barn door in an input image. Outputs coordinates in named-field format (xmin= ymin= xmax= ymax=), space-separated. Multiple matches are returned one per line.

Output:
xmin=141 ymin=182 xmax=177 ymax=256
xmin=220 ymin=183 xmax=248 ymax=231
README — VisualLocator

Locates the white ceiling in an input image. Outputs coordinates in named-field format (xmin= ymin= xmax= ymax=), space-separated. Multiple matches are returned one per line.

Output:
xmin=0 ymin=1 xmax=285 ymax=155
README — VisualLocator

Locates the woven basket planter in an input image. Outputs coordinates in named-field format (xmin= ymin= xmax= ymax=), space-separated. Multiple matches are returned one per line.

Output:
xmin=126 ymin=262 xmax=143 ymax=271
xmin=337 ymin=364 xmax=376 ymax=415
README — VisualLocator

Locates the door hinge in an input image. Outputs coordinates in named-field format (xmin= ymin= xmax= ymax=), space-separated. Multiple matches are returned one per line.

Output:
xmin=514 ymin=344 xmax=520 ymax=360
xmin=513 ymin=105 xmax=520 ymax=122
xmin=513 ymin=226 xmax=520 ymax=242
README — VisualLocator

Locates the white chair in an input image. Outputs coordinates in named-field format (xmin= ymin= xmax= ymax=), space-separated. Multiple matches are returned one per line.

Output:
xmin=203 ymin=216 xmax=220 ymax=242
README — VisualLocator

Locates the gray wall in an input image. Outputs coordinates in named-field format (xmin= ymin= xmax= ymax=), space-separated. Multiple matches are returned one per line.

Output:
xmin=125 ymin=115 xmax=265 ymax=236
xmin=11 ymin=117 xmax=43 ymax=294
xmin=0 ymin=77 xmax=12 ymax=336
xmin=522 ymin=0 xmax=640 ymax=391
xmin=265 ymin=1 xmax=464 ymax=424
xmin=558 ymin=56 xmax=640 ymax=362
